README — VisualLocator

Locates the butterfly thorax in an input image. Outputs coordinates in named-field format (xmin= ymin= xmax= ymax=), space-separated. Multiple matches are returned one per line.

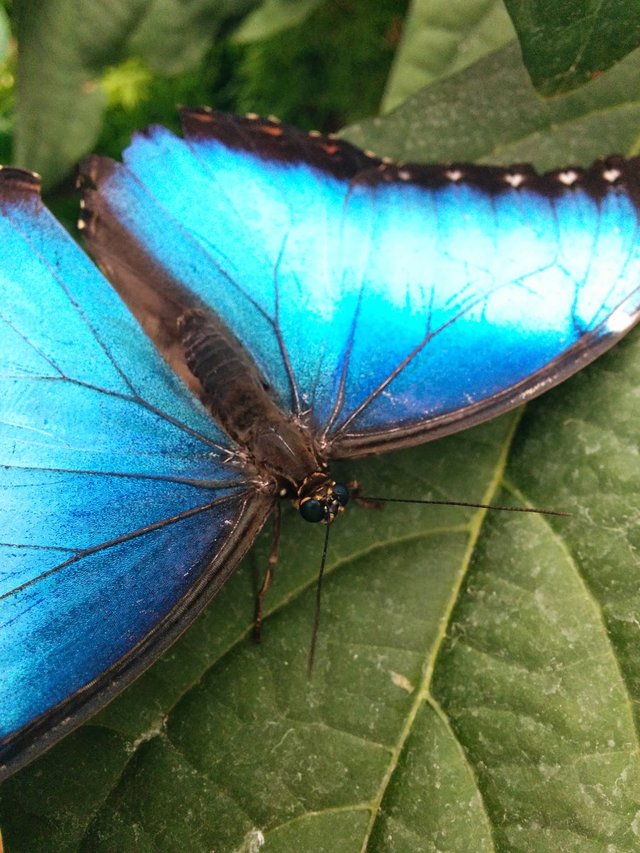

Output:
xmin=180 ymin=308 xmax=348 ymax=522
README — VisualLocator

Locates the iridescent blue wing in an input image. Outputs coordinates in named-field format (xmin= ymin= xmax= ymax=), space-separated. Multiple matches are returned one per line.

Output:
xmin=0 ymin=168 xmax=272 ymax=778
xmin=79 ymin=109 xmax=640 ymax=460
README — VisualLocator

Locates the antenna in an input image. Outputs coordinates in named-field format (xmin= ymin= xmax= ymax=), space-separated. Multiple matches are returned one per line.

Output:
xmin=307 ymin=523 xmax=332 ymax=677
xmin=357 ymin=496 xmax=570 ymax=517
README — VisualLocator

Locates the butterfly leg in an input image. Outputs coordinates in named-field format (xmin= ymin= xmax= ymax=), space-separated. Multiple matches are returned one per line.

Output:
xmin=253 ymin=502 xmax=282 ymax=642
xmin=346 ymin=480 xmax=385 ymax=511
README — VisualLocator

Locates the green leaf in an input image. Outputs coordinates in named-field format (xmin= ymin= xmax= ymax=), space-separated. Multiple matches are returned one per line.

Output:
xmin=3 ymin=43 xmax=640 ymax=853
xmin=504 ymin=0 xmax=640 ymax=96
xmin=433 ymin=339 xmax=640 ymax=851
xmin=11 ymin=0 xmax=255 ymax=188
xmin=129 ymin=0 xmax=256 ymax=75
xmin=382 ymin=0 xmax=515 ymax=112
xmin=346 ymin=42 xmax=640 ymax=168
xmin=233 ymin=0 xmax=326 ymax=44
xmin=13 ymin=0 xmax=147 ymax=188
xmin=0 ymin=6 xmax=11 ymax=65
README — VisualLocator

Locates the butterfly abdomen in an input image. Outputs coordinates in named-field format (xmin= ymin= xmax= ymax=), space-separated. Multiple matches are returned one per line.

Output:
xmin=180 ymin=307 xmax=268 ymax=432
xmin=179 ymin=308 xmax=321 ymax=486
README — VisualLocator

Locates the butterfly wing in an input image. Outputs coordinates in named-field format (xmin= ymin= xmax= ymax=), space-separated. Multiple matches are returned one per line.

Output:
xmin=0 ymin=169 xmax=273 ymax=778
xmin=79 ymin=109 xmax=640 ymax=460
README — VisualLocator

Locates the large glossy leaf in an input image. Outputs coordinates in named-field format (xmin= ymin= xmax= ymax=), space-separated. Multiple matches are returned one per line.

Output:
xmin=382 ymin=0 xmax=515 ymax=112
xmin=347 ymin=42 xmax=640 ymax=167
xmin=504 ymin=0 xmax=640 ymax=96
xmin=2 ymin=43 xmax=640 ymax=853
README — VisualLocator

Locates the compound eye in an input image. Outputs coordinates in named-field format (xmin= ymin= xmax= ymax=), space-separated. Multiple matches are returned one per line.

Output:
xmin=299 ymin=498 xmax=325 ymax=523
xmin=333 ymin=483 xmax=350 ymax=507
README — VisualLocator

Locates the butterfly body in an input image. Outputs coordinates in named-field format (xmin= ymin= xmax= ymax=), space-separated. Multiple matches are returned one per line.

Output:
xmin=180 ymin=305 xmax=347 ymax=520
xmin=2 ymin=109 xmax=640 ymax=778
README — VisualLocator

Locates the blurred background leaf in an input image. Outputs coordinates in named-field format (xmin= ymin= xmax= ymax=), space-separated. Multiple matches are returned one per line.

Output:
xmin=381 ymin=0 xmax=516 ymax=112
xmin=233 ymin=0 xmax=326 ymax=43
xmin=1 ymin=1 xmax=640 ymax=851
xmin=12 ymin=0 xmax=259 ymax=188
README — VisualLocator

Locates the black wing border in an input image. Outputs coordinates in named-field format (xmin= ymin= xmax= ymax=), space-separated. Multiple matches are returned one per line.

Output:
xmin=327 ymin=317 xmax=640 ymax=458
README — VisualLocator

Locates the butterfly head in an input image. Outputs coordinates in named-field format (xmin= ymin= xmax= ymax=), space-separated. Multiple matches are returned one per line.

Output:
xmin=296 ymin=473 xmax=350 ymax=524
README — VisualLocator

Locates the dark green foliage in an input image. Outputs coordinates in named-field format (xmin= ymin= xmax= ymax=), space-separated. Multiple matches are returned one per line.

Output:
xmin=231 ymin=0 xmax=408 ymax=131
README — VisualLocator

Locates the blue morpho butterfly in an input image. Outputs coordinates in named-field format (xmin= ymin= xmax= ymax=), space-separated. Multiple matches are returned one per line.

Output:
xmin=2 ymin=108 xmax=640 ymax=780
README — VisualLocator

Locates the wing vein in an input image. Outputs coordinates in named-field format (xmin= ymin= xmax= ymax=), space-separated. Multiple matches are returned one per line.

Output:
xmin=0 ymin=490 xmax=253 ymax=603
